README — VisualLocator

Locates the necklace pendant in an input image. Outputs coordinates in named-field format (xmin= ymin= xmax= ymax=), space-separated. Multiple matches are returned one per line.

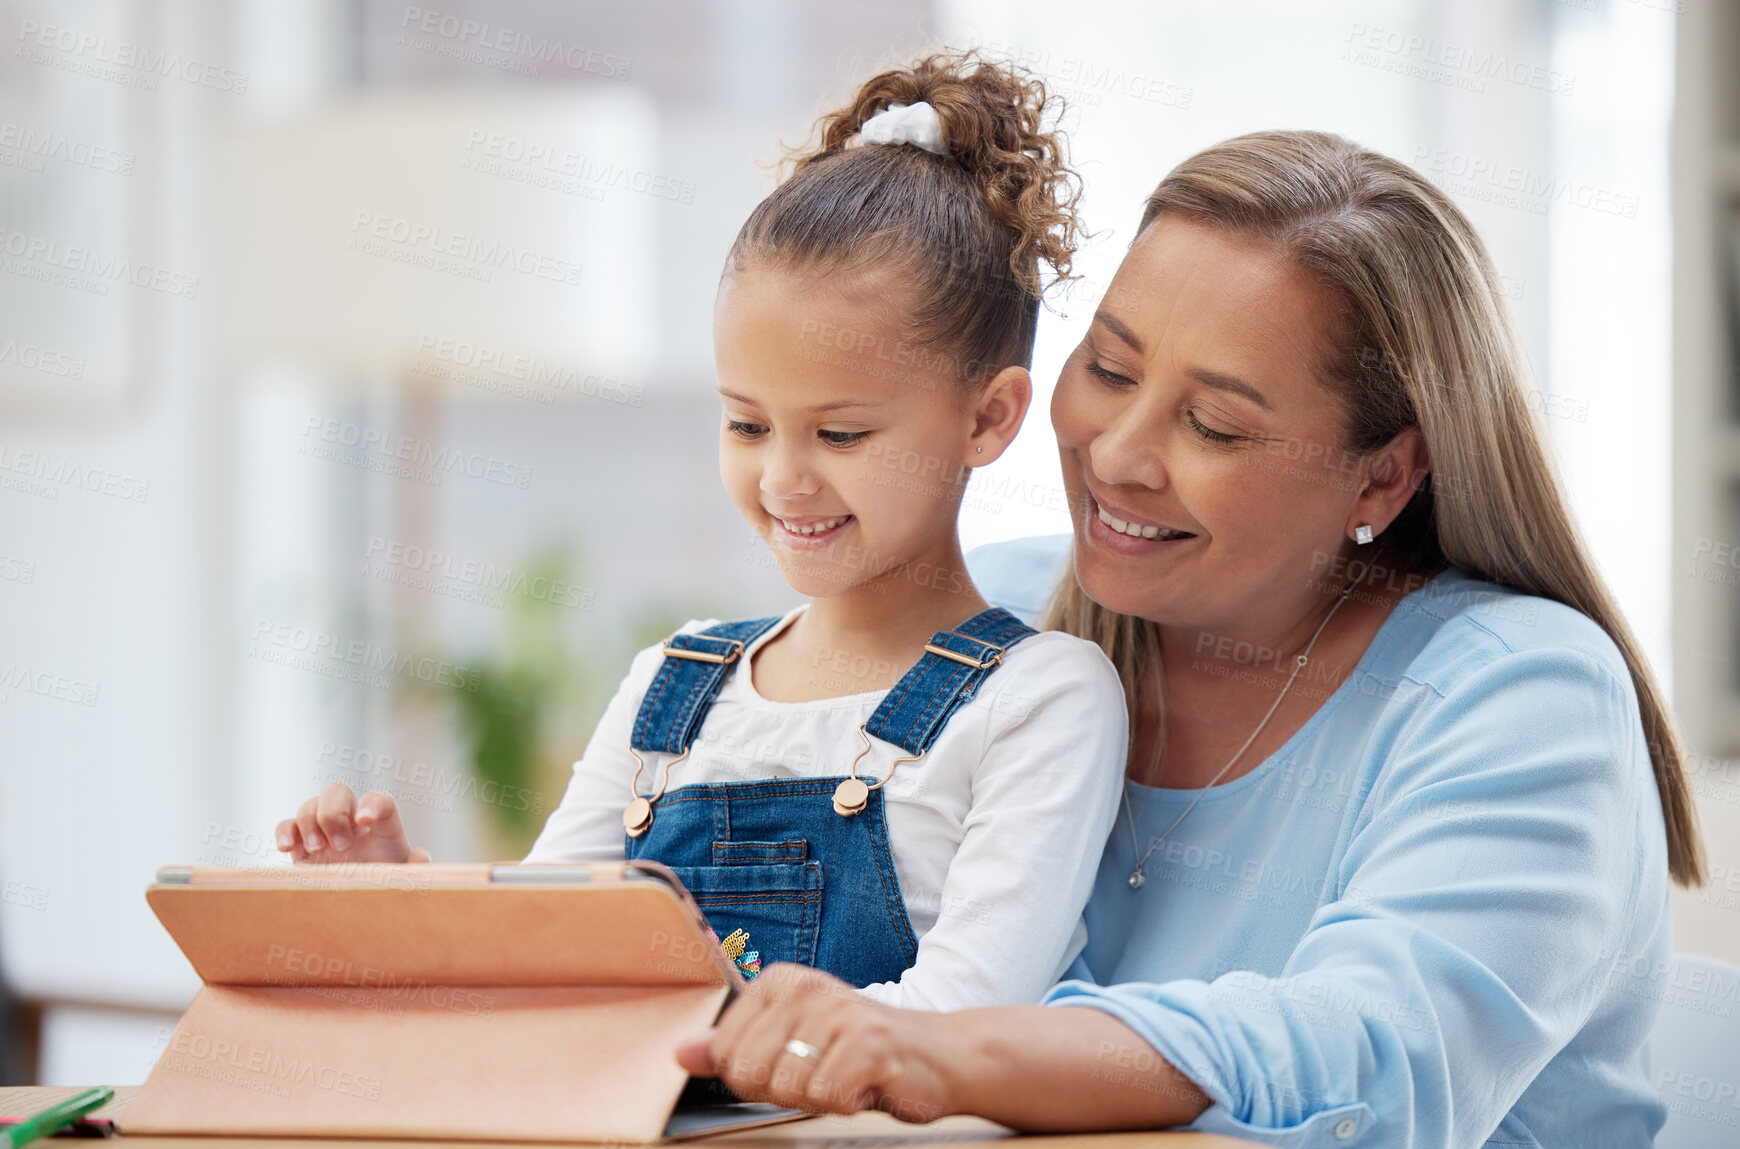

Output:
xmin=1127 ymin=868 xmax=1146 ymax=890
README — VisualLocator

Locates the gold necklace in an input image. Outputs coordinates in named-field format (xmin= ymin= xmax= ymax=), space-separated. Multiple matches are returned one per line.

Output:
xmin=1124 ymin=575 xmax=1360 ymax=890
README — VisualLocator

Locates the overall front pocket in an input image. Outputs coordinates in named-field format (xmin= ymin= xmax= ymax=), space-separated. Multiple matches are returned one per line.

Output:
xmin=664 ymin=861 xmax=824 ymax=971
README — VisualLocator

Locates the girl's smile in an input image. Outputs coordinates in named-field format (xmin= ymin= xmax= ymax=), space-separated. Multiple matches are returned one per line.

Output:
xmin=770 ymin=512 xmax=856 ymax=550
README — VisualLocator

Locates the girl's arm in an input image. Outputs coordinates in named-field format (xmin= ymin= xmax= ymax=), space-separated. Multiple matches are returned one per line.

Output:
xmin=857 ymin=635 xmax=1128 ymax=1009
xmin=676 ymin=963 xmax=1209 ymax=1129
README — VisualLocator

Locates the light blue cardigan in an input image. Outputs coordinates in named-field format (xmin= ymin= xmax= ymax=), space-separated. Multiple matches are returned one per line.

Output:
xmin=966 ymin=536 xmax=1672 ymax=1148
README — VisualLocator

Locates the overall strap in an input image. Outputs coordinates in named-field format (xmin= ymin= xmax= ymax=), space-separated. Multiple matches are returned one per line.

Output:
xmin=631 ymin=616 xmax=786 ymax=755
xmin=863 ymin=607 xmax=1038 ymax=758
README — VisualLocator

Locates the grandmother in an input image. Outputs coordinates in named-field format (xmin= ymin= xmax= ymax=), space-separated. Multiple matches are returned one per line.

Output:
xmin=676 ymin=129 xmax=1703 ymax=1148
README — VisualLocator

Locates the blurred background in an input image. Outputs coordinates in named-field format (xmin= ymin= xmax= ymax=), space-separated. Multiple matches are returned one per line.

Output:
xmin=0 ymin=0 xmax=1735 ymax=1094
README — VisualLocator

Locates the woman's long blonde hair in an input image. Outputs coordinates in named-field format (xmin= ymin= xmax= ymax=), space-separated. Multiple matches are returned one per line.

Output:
xmin=1042 ymin=129 xmax=1705 ymax=886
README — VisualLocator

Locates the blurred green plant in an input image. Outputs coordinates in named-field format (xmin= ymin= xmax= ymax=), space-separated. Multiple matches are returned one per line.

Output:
xmin=423 ymin=543 xmax=777 ymax=855
xmin=442 ymin=547 xmax=585 ymax=847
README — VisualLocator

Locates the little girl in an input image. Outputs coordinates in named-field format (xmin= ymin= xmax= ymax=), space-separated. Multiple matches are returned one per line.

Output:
xmin=276 ymin=52 xmax=1128 ymax=1012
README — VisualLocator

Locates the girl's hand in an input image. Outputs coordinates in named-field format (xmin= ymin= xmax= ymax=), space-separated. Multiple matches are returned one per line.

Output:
xmin=274 ymin=782 xmax=430 ymax=864
xmin=675 ymin=963 xmax=952 ymax=1123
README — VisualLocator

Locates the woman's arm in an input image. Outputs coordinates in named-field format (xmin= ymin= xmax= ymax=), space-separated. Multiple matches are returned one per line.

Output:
xmin=677 ymin=963 xmax=1209 ymax=1129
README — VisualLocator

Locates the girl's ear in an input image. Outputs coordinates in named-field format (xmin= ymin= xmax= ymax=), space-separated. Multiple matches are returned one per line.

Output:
xmin=966 ymin=366 xmax=1033 ymax=466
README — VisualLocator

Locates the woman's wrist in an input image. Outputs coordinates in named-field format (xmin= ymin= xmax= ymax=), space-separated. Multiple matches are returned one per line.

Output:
xmin=911 ymin=1008 xmax=1002 ymax=1120
xmin=896 ymin=1005 xmax=1212 ymax=1132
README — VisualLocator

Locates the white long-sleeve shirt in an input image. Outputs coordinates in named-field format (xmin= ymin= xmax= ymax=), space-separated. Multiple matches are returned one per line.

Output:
xmin=525 ymin=606 xmax=1128 ymax=1010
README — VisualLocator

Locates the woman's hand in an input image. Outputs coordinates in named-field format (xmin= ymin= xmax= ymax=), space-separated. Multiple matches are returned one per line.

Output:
xmin=675 ymin=963 xmax=953 ymax=1122
xmin=274 ymin=782 xmax=430 ymax=864
xmin=677 ymin=963 xmax=1211 ymax=1132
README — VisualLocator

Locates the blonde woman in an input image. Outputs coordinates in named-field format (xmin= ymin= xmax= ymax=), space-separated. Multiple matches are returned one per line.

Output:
xmin=676 ymin=130 xmax=1704 ymax=1148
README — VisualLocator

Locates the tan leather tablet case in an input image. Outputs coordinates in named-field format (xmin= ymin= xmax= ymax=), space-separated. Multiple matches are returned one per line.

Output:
xmin=127 ymin=863 xmax=773 ymax=1143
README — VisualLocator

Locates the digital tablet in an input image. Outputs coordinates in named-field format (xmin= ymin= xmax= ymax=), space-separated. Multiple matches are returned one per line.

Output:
xmin=128 ymin=860 xmax=804 ymax=1143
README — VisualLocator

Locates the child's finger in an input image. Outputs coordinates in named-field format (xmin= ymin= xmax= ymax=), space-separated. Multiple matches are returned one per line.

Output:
xmin=354 ymin=792 xmax=409 ymax=850
xmin=283 ymin=820 xmax=315 ymax=863
xmin=315 ymin=783 xmax=359 ymax=851
xmin=273 ymin=817 xmax=299 ymax=853
xmin=294 ymin=795 xmax=325 ymax=852
xmin=353 ymin=790 xmax=397 ymax=832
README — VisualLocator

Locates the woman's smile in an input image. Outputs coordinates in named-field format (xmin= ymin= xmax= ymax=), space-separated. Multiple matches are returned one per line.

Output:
xmin=1083 ymin=491 xmax=1199 ymax=554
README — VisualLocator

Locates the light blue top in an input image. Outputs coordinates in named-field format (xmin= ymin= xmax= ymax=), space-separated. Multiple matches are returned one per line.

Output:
xmin=965 ymin=536 xmax=1672 ymax=1149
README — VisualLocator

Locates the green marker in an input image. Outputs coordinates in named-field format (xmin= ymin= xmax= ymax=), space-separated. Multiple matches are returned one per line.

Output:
xmin=2 ymin=1088 xmax=115 ymax=1148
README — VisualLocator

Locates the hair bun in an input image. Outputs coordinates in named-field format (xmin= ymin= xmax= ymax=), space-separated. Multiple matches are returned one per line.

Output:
xmin=801 ymin=49 xmax=1081 ymax=296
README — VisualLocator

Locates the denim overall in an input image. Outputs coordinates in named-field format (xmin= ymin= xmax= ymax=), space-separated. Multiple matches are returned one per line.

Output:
xmin=623 ymin=608 xmax=1037 ymax=988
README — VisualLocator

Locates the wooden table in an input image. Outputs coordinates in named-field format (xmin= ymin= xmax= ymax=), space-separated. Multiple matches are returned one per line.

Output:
xmin=0 ymin=1087 xmax=1255 ymax=1147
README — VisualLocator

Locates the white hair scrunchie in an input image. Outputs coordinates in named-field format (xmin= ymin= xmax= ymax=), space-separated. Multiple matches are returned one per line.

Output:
xmin=859 ymin=101 xmax=949 ymax=157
